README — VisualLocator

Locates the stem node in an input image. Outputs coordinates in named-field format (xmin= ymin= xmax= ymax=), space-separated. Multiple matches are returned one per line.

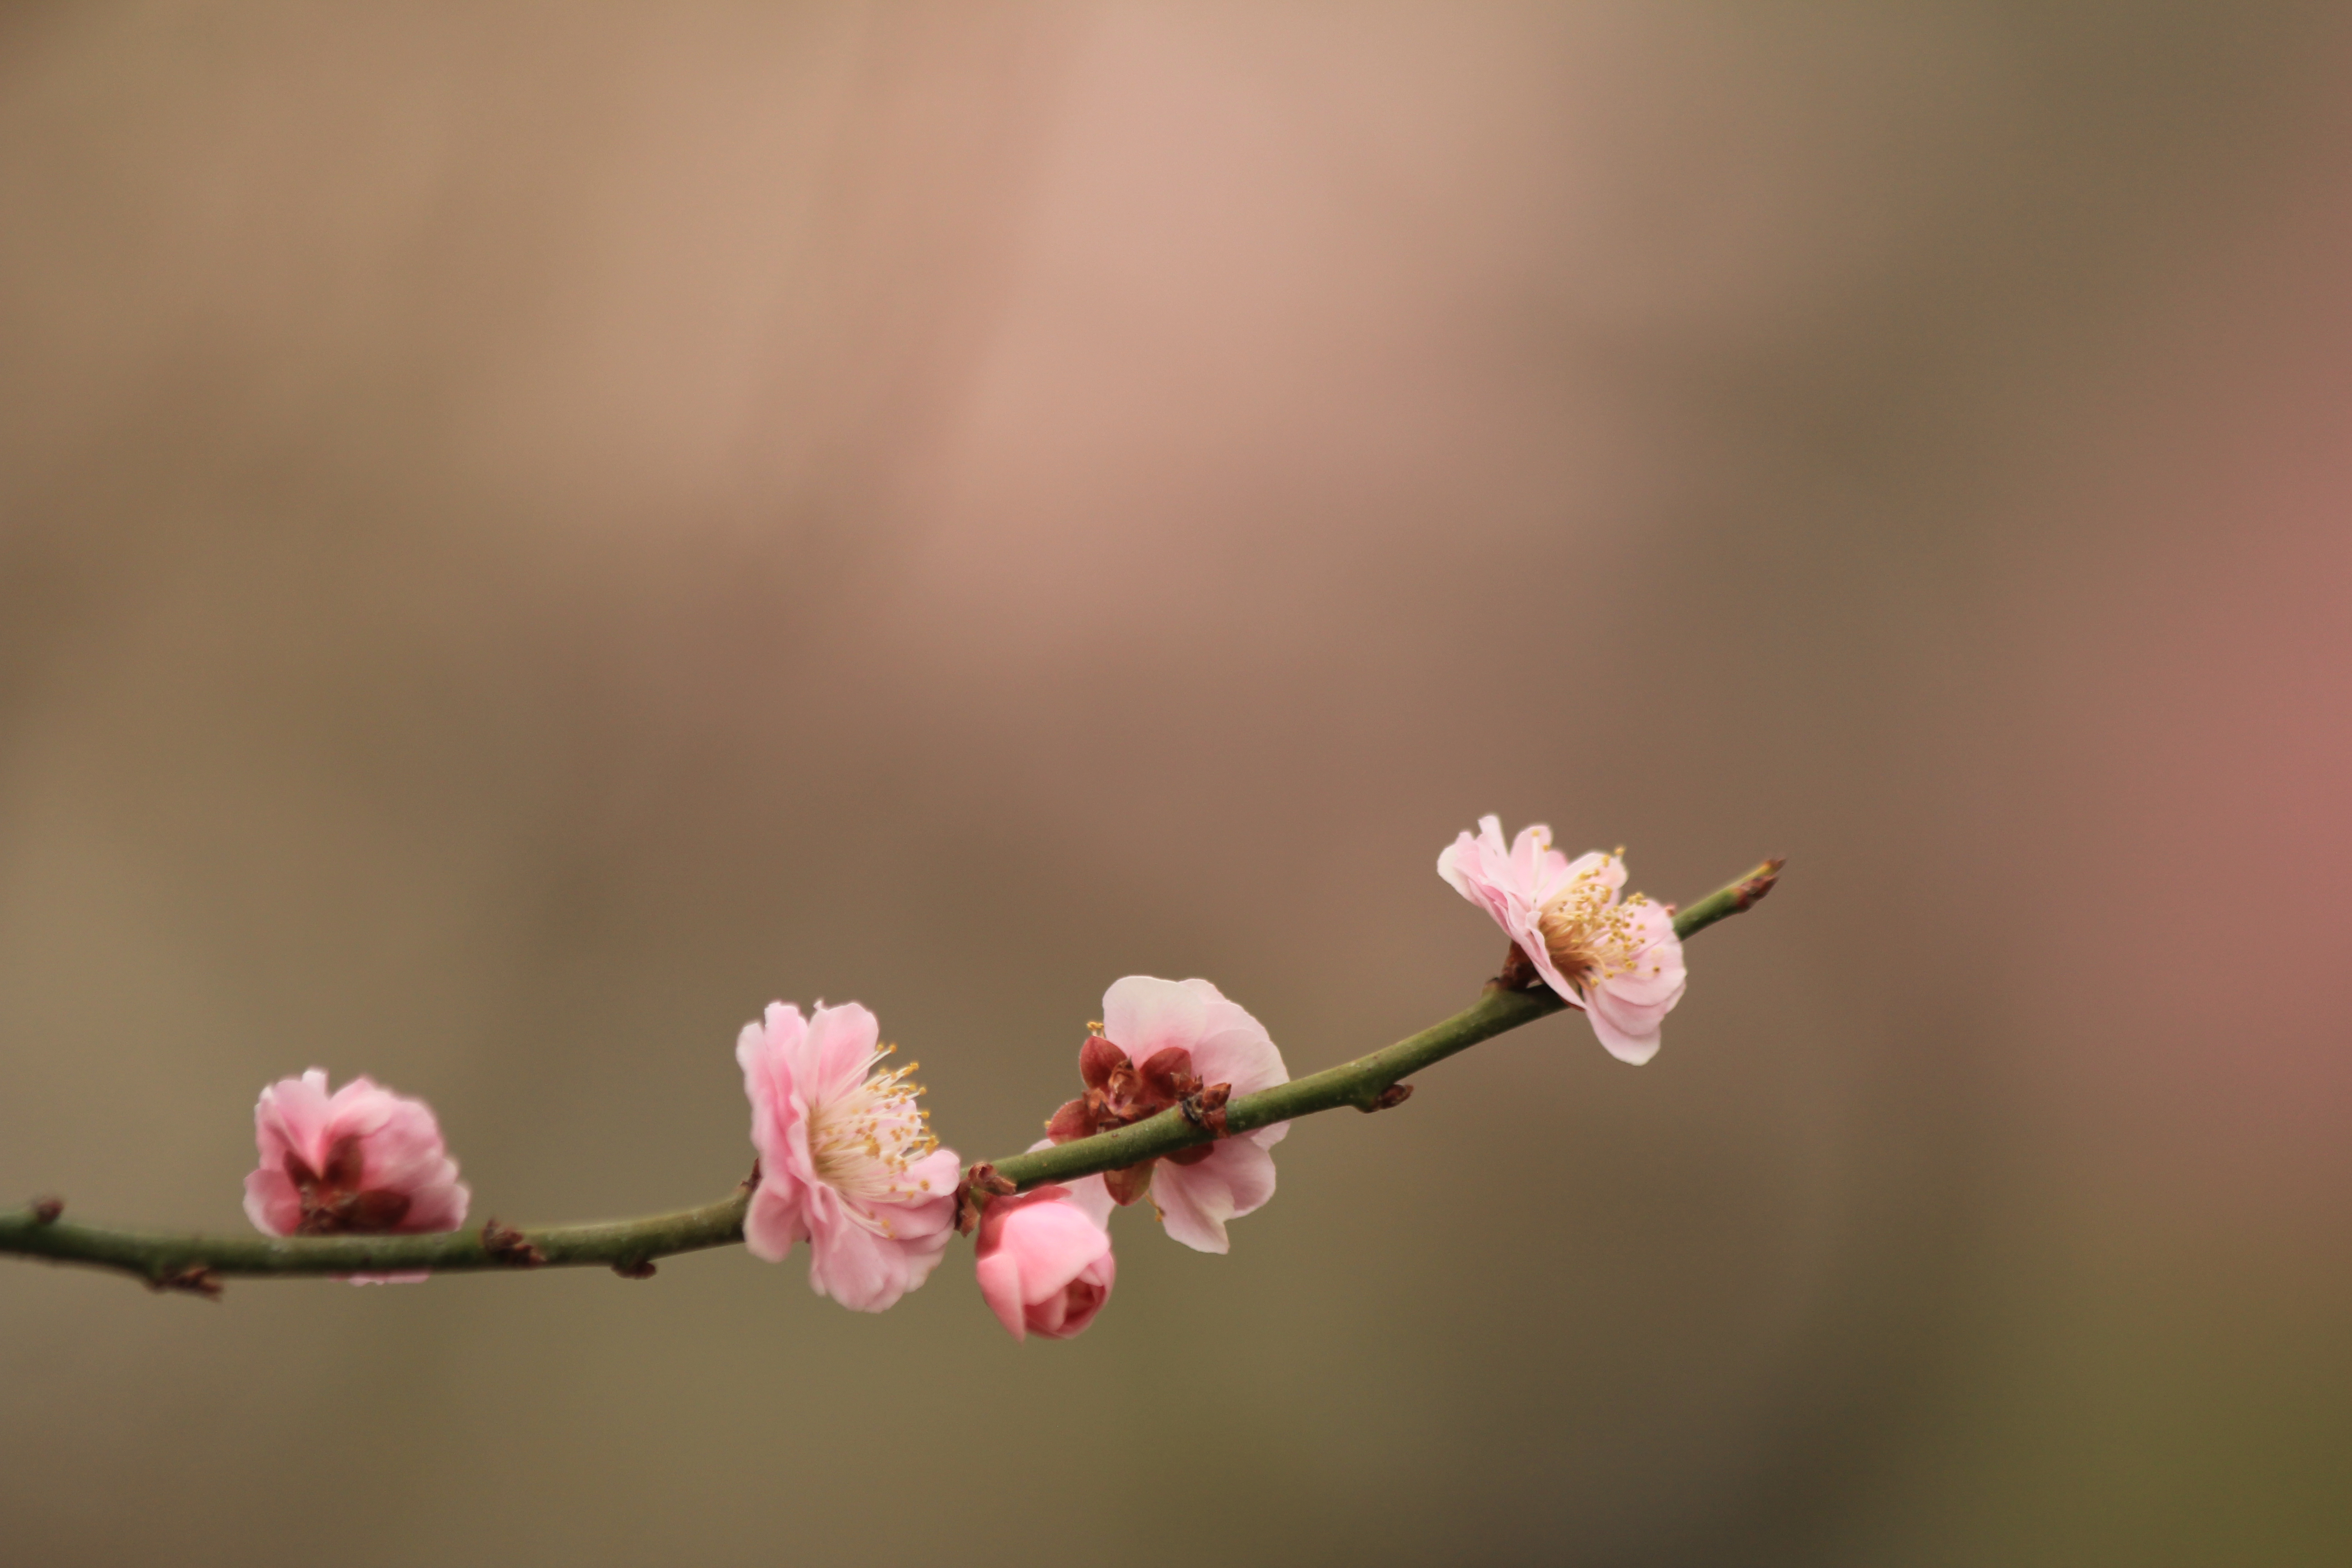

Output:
xmin=480 ymin=1221 xmax=546 ymax=1268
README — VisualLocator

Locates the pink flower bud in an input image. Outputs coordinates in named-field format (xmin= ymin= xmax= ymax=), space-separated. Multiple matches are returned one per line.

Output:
xmin=974 ymin=1185 xmax=1116 ymax=1341
xmin=241 ymin=1070 xmax=470 ymax=1284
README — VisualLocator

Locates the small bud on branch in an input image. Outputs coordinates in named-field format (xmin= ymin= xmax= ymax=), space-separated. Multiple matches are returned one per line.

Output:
xmin=480 ymin=1221 xmax=547 ymax=1268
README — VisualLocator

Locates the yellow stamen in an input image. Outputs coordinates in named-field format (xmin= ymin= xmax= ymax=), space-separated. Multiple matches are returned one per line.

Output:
xmin=1535 ymin=853 xmax=1662 ymax=990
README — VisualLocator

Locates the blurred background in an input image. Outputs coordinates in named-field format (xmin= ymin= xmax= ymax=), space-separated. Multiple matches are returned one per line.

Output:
xmin=2 ymin=5 xmax=2347 ymax=1564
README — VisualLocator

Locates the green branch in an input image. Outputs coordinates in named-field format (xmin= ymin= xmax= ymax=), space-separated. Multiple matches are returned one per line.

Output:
xmin=0 ymin=1192 xmax=751 ymax=1294
xmin=0 ymin=858 xmax=1780 ymax=1293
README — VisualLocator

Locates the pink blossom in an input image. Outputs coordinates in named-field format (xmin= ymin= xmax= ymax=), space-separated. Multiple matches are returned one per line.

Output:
xmin=241 ymin=1069 xmax=470 ymax=1285
xmin=1437 ymin=815 xmax=1687 ymax=1065
xmin=1052 ymin=976 xmax=1289 ymax=1254
xmin=736 ymin=1000 xmax=962 ymax=1312
xmin=974 ymin=1175 xmax=1116 ymax=1341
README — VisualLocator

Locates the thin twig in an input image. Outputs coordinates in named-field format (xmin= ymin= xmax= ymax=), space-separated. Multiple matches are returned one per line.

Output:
xmin=0 ymin=858 xmax=1781 ymax=1289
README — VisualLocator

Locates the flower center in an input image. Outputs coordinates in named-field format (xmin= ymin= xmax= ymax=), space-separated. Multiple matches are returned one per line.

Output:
xmin=806 ymin=1047 xmax=940 ymax=1223
xmin=1535 ymin=855 xmax=1652 ymax=991
xmin=286 ymin=1135 xmax=412 ymax=1235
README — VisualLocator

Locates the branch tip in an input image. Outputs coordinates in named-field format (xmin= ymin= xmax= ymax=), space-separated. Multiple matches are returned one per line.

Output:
xmin=1734 ymin=857 xmax=1785 ymax=910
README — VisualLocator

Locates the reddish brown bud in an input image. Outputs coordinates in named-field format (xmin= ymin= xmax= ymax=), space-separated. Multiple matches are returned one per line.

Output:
xmin=955 ymin=1162 xmax=1021 ymax=1235
xmin=1357 ymin=1082 xmax=1415 ymax=1113
xmin=480 ymin=1220 xmax=546 ymax=1268
xmin=1078 ymin=1033 xmax=1128 ymax=1091
xmin=149 ymin=1264 xmax=221 ymax=1300
xmin=1181 ymin=1082 xmax=1232 ymax=1137
xmin=1734 ymin=857 xmax=1786 ymax=911
xmin=612 ymin=1259 xmax=657 ymax=1280
xmin=29 ymin=1196 xmax=63 ymax=1225
xmin=1494 ymin=942 xmax=1542 ymax=991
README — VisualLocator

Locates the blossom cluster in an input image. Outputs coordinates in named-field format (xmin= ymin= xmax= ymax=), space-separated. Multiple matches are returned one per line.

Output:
xmin=238 ymin=819 xmax=1685 ymax=1335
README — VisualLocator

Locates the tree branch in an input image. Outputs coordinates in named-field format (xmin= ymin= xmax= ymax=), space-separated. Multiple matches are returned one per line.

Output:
xmin=0 ymin=858 xmax=1780 ymax=1290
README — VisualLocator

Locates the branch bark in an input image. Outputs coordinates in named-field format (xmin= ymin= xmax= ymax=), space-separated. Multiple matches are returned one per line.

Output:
xmin=0 ymin=858 xmax=1780 ymax=1290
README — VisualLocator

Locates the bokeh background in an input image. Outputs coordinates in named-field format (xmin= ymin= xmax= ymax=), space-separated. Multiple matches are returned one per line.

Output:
xmin=3 ymin=5 xmax=2347 ymax=1565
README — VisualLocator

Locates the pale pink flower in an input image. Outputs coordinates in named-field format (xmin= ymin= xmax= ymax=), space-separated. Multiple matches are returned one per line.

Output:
xmin=242 ymin=1069 xmax=470 ymax=1285
xmin=736 ymin=1000 xmax=962 ymax=1312
xmin=1083 ymin=975 xmax=1290 ymax=1254
xmin=974 ymin=1174 xmax=1116 ymax=1342
xmin=1437 ymin=815 xmax=1687 ymax=1065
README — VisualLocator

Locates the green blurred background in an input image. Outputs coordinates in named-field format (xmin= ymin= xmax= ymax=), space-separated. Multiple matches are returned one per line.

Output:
xmin=3 ymin=5 xmax=2347 ymax=1564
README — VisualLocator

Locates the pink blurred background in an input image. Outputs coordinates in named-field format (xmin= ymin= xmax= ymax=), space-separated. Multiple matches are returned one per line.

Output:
xmin=2 ymin=6 xmax=2347 ymax=1564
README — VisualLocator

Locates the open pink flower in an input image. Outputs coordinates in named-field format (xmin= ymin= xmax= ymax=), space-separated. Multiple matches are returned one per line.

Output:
xmin=242 ymin=1069 xmax=470 ymax=1285
xmin=974 ymin=1174 xmax=1116 ymax=1341
xmin=1046 ymin=976 xmax=1289 ymax=1254
xmin=736 ymin=1000 xmax=962 ymax=1312
xmin=1437 ymin=815 xmax=1686 ymax=1065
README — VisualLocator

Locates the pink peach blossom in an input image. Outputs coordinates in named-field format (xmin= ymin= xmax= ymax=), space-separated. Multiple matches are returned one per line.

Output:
xmin=241 ymin=1069 xmax=470 ymax=1285
xmin=974 ymin=1176 xmax=1116 ymax=1341
xmin=1092 ymin=975 xmax=1290 ymax=1254
xmin=736 ymin=1000 xmax=962 ymax=1312
xmin=1437 ymin=815 xmax=1687 ymax=1065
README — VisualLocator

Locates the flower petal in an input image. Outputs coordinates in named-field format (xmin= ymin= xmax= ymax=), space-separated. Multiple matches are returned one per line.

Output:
xmin=241 ymin=1168 xmax=301 ymax=1234
xmin=1583 ymin=995 xmax=1662 ymax=1066
xmin=737 ymin=1004 xmax=805 ymax=1157
xmin=1008 ymin=1200 xmax=1112 ymax=1297
xmin=810 ymin=1213 xmax=946 ymax=1313
xmin=804 ymin=1001 xmax=882 ymax=1104
xmin=975 ymin=1250 xmax=1030 ymax=1340
xmin=401 ymin=1176 xmax=471 ymax=1233
xmin=1152 ymin=1138 xmax=1278 ymax=1254
xmin=1060 ymin=1172 xmax=1116 ymax=1228
xmin=743 ymin=1174 xmax=813 ymax=1262
xmin=1101 ymin=975 xmax=1208 ymax=1060
xmin=1184 ymin=983 xmax=1288 ymax=1098
xmin=254 ymin=1068 xmax=336 ymax=1174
